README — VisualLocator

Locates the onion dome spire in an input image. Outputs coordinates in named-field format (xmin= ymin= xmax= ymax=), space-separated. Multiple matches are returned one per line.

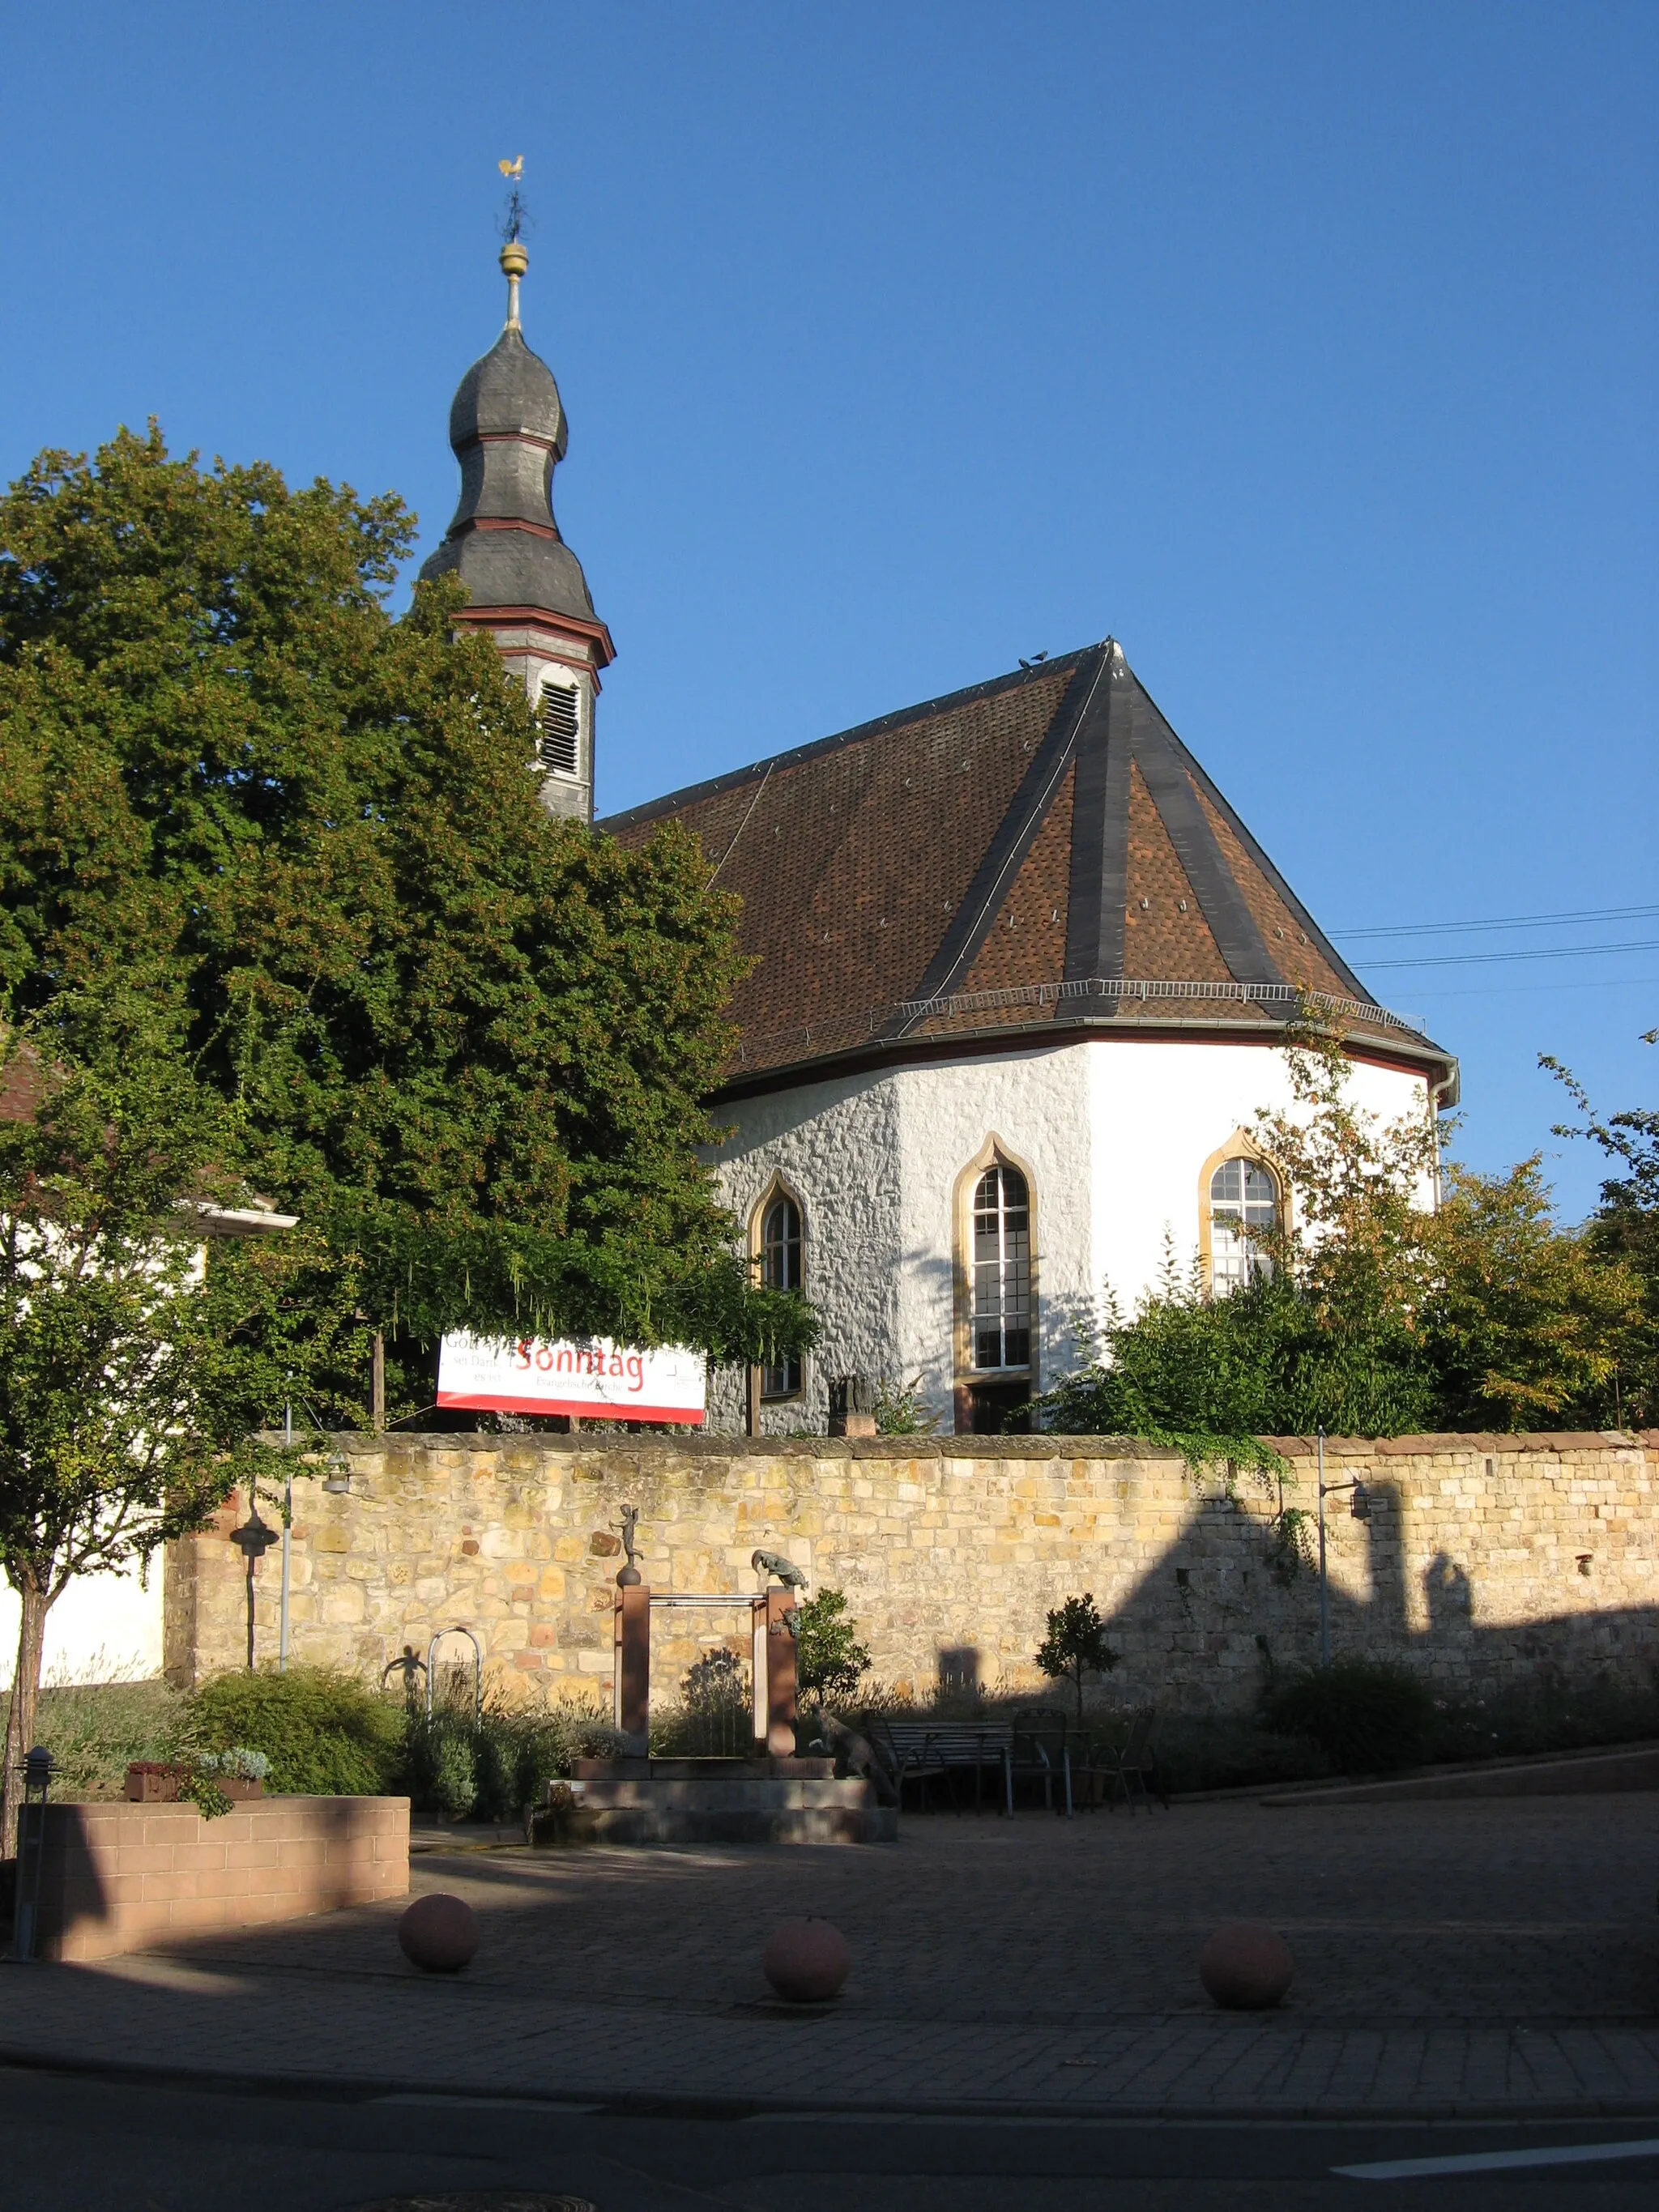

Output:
xmin=419 ymin=169 xmax=614 ymax=822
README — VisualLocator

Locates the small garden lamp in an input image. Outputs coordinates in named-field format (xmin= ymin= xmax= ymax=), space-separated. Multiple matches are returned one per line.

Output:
xmin=9 ymin=1745 xmax=56 ymax=1962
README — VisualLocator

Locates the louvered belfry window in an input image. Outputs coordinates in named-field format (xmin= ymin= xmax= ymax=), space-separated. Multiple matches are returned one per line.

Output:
xmin=539 ymin=684 xmax=580 ymax=778
xmin=972 ymin=1164 xmax=1031 ymax=1371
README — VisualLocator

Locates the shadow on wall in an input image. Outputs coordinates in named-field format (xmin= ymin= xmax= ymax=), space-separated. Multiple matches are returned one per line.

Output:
xmin=1088 ymin=1477 xmax=1659 ymax=1715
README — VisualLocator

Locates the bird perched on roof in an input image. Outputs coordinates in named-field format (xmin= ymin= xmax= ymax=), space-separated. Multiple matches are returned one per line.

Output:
xmin=1017 ymin=650 xmax=1049 ymax=670
xmin=752 ymin=1549 xmax=808 ymax=1590
xmin=498 ymin=156 xmax=524 ymax=179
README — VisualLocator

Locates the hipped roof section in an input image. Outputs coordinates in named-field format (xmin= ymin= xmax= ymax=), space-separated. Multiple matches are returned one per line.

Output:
xmin=603 ymin=641 xmax=1454 ymax=1095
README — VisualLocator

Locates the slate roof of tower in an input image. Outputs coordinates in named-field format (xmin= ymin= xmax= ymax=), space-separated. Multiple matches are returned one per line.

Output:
xmin=602 ymin=641 xmax=1454 ymax=1095
xmin=418 ymin=325 xmax=598 ymax=627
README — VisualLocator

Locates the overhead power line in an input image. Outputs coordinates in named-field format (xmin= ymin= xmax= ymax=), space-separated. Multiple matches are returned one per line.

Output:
xmin=1358 ymin=939 xmax=1659 ymax=971
xmin=1333 ymin=901 xmax=1659 ymax=942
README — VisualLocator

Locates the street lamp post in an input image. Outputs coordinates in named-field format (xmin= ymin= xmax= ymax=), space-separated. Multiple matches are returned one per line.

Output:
xmin=1316 ymin=1426 xmax=1372 ymax=1669
xmin=270 ymin=1414 xmax=352 ymax=1673
xmin=229 ymin=1500 xmax=279 ymax=1670
xmin=279 ymin=1397 xmax=293 ymax=1672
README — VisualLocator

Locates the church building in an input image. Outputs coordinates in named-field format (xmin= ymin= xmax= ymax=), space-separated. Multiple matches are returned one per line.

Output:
xmin=424 ymin=241 xmax=1459 ymax=1438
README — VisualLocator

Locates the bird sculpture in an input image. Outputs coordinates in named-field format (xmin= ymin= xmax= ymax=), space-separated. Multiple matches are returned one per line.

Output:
xmin=752 ymin=1548 xmax=808 ymax=1590
xmin=499 ymin=156 xmax=524 ymax=178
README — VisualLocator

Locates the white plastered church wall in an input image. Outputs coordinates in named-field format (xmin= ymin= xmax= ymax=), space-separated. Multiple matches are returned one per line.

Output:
xmin=707 ymin=1038 xmax=1431 ymax=1434
xmin=706 ymin=1069 xmax=904 ymax=1434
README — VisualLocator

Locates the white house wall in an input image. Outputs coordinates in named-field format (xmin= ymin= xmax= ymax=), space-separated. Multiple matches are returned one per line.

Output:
xmin=708 ymin=1036 xmax=1430 ymax=1434
xmin=0 ymin=1558 xmax=164 ymax=1689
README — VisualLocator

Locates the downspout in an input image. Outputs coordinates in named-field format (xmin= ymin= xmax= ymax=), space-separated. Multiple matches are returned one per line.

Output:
xmin=1428 ymin=1072 xmax=1456 ymax=1209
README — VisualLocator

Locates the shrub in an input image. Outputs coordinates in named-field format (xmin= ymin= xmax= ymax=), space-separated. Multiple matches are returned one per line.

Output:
xmin=18 ymin=1677 xmax=187 ymax=1797
xmin=403 ymin=1711 xmax=479 ymax=1821
xmin=1262 ymin=1659 xmax=1435 ymax=1774
xmin=400 ymin=1690 xmax=625 ymax=1822
xmin=196 ymin=1748 xmax=271 ymax=1781
xmin=795 ymin=1589 xmax=872 ymax=1707
xmin=873 ymin=1377 xmax=939 ymax=1436
xmin=191 ymin=1666 xmax=403 ymax=1795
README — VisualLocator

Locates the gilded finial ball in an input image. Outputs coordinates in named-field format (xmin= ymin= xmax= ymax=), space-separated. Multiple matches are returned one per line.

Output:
xmin=500 ymin=238 xmax=529 ymax=282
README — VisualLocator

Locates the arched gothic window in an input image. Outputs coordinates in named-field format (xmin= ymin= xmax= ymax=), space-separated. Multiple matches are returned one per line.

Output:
xmin=758 ymin=1191 xmax=804 ymax=1399
xmin=971 ymin=1164 xmax=1031 ymax=1372
xmin=1209 ymin=1157 xmax=1277 ymax=1294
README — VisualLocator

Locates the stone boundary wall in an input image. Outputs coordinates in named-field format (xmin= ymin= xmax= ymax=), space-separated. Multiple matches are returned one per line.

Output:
xmin=165 ymin=1432 xmax=1659 ymax=1714
xmin=31 ymin=1795 xmax=410 ymax=1963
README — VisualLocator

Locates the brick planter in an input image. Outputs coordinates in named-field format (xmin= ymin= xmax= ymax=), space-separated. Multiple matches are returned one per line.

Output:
xmin=125 ymin=1763 xmax=264 ymax=1802
xmin=29 ymin=1796 xmax=409 ymax=1962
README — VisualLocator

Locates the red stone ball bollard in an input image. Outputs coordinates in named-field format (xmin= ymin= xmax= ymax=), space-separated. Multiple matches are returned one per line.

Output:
xmin=398 ymin=1891 xmax=480 ymax=1973
xmin=763 ymin=1916 xmax=851 ymax=2003
xmin=1198 ymin=1920 xmax=1294 ymax=2010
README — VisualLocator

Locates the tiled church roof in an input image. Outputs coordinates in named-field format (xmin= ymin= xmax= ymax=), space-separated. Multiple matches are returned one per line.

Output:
xmin=603 ymin=641 xmax=1454 ymax=1096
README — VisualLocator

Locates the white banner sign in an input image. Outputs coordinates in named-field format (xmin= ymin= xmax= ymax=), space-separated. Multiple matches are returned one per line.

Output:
xmin=437 ymin=1332 xmax=706 ymax=1426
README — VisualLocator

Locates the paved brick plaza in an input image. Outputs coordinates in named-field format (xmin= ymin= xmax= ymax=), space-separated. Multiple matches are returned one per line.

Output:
xmin=2 ymin=1794 xmax=1657 ymax=2117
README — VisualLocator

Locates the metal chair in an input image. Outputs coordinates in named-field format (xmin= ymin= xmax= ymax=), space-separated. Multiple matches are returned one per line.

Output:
xmin=1094 ymin=1707 xmax=1168 ymax=1813
xmin=1010 ymin=1708 xmax=1073 ymax=1816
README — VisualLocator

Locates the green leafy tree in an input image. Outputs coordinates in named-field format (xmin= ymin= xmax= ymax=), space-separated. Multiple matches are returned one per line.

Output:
xmin=1039 ymin=1021 xmax=1439 ymax=1462
xmin=1252 ymin=1022 xmax=1444 ymax=1336
xmin=1420 ymin=1158 xmax=1646 ymax=1428
xmin=1034 ymin=1593 xmax=1120 ymax=1722
xmin=793 ymin=1587 xmax=872 ymax=1707
xmin=1543 ymin=1039 xmax=1659 ymax=1424
xmin=1041 ymin=1019 xmax=1644 ymax=1447
xmin=1040 ymin=1243 xmax=1431 ymax=1465
xmin=0 ymin=1008 xmax=342 ymax=1855
xmin=0 ymin=426 xmax=812 ymax=1402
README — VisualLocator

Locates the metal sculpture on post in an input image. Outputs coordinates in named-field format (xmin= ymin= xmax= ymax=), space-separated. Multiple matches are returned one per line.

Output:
xmin=752 ymin=1549 xmax=807 ymax=1758
xmin=612 ymin=1503 xmax=650 ymax=1752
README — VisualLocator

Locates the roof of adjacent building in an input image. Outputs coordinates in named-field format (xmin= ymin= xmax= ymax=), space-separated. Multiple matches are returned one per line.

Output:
xmin=603 ymin=640 xmax=1455 ymax=1097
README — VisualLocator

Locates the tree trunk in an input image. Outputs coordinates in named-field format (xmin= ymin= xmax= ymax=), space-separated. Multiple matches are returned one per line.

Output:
xmin=1 ymin=1571 xmax=51 ymax=1862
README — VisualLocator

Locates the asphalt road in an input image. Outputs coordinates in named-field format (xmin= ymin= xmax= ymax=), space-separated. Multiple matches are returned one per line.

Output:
xmin=3 ymin=2065 xmax=1658 ymax=2212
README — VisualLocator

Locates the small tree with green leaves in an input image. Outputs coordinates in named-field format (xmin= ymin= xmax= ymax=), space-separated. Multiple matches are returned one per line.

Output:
xmin=0 ymin=1005 xmax=349 ymax=1856
xmin=793 ymin=1588 xmax=872 ymax=1708
xmin=1034 ymin=1593 xmax=1120 ymax=1723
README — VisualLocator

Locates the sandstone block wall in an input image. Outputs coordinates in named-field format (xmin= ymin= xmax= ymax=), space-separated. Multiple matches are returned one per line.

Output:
xmin=30 ymin=1795 xmax=410 ymax=1962
xmin=164 ymin=1432 xmax=1659 ymax=1714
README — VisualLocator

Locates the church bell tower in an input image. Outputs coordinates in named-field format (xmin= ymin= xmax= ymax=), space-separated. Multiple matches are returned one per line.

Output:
xmin=420 ymin=232 xmax=614 ymax=821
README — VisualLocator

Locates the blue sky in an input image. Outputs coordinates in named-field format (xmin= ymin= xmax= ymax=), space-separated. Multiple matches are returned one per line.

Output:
xmin=2 ymin=2 xmax=1654 ymax=1216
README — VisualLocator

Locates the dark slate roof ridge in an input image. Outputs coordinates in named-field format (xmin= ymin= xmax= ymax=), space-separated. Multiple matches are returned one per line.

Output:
xmin=1126 ymin=662 xmax=1378 ymax=1007
xmin=896 ymin=646 xmax=1111 ymax=1021
xmin=597 ymin=644 xmax=1100 ymax=833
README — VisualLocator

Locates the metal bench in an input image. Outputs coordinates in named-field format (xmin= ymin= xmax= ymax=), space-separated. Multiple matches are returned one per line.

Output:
xmin=872 ymin=1717 xmax=1015 ymax=1816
